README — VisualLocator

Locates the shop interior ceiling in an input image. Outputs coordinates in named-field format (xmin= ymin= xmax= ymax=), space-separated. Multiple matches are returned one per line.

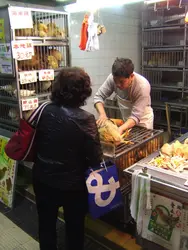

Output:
xmin=7 ymin=0 xmax=76 ymax=7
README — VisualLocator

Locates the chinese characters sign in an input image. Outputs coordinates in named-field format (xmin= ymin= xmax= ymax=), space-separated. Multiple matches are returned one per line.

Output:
xmin=0 ymin=136 xmax=17 ymax=208
xmin=8 ymin=7 xmax=33 ymax=29
xmin=0 ymin=43 xmax=13 ymax=74
xmin=20 ymin=71 xmax=37 ymax=85
xmin=22 ymin=98 xmax=38 ymax=111
xmin=39 ymin=69 xmax=54 ymax=81
xmin=11 ymin=40 xmax=34 ymax=60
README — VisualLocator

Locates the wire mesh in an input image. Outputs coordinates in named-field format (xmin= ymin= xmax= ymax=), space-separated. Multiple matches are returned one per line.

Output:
xmin=142 ymin=6 xmax=185 ymax=29
xmin=143 ymin=70 xmax=183 ymax=88
xmin=143 ymin=28 xmax=185 ymax=47
xmin=142 ymin=8 xmax=163 ymax=29
xmin=15 ymin=11 xmax=68 ymax=39
xmin=143 ymin=70 xmax=162 ymax=86
xmin=0 ymin=78 xmax=17 ymax=100
xmin=104 ymin=127 xmax=164 ymax=186
xmin=17 ymin=45 xmax=67 ymax=71
xmin=184 ymin=71 xmax=188 ymax=89
xmin=143 ymin=50 xmax=184 ymax=67
xmin=151 ymin=90 xmax=162 ymax=102
xmin=163 ymin=7 xmax=186 ymax=26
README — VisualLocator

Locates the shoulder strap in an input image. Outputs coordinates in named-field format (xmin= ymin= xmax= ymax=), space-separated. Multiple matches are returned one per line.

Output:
xmin=27 ymin=101 xmax=51 ymax=124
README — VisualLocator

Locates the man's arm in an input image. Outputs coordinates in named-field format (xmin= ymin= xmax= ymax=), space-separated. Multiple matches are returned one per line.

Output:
xmin=94 ymin=74 xmax=115 ymax=126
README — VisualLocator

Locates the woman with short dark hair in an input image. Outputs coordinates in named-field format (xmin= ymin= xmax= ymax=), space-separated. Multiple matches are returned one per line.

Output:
xmin=32 ymin=67 xmax=102 ymax=250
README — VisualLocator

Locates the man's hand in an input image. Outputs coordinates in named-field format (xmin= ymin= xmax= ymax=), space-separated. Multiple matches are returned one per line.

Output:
xmin=96 ymin=114 xmax=108 ymax=127
xmin=118 ymin=126 xmax=125 ymax=135
xmin=118 ymin=118 xmax=136 ymax=135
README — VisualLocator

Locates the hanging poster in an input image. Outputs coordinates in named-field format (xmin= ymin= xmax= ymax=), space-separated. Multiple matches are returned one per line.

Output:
xmin=8 ymin=7 xmax=33 ymax=29
xmin=0 ymin=19 xmax=5 ymax=43
xmin=142 ymin=193 xmax=182 ymax=250
xmin=0 ymin=136 xmax=17 ymax=208
xmin=0 ymin=43 xmax=13 ymax=75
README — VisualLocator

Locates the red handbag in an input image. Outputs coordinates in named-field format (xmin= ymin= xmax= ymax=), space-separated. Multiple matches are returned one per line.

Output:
xmin=5 ymin=101 xmax=50 ymax=162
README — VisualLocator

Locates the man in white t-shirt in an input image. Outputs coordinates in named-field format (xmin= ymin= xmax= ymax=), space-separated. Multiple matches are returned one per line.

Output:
xmin=94 ymin=58 xmax=154 ymax=134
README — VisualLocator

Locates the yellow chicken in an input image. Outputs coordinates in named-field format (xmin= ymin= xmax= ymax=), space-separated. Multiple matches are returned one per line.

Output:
xmin=47 ymin=23 xmax=65 ymax=38
xmin=50 ymin=49 xmax=63 ymax=62
xmin=47 ymin=55 xmax=58 ymax=69
xmin=33 ymin=22 xmax=48 ymax=37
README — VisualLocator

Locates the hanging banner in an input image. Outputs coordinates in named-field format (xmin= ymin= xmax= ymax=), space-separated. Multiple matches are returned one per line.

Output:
xmin=8 ymin=7 xmax=33 ymax=29
xmin=142 ymin=193 xmax=182 ymax=250
xmin=0 ymin=136 xmax=17 ymax=208
xmin=20 ymin=71 xmax=37 ymax=85
xmin=11 ymin=40 xmax=34 ymax=60
xmin=0 ymin=19 xmax=5 ymax=43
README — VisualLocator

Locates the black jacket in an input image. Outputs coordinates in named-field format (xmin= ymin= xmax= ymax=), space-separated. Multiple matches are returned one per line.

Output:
xmin=33 ymin=103 xmax=103 ymax=190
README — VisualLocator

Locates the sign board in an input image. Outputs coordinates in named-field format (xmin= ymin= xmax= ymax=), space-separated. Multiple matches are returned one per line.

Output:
xmin=0 ymin=43 xmax=13 ymax=74
xmin=0 ymin=136 xmax=17 ymax=208
xmin=20 ymin=71 xmax=37 ymax=85
xmin=8 ymin=7 xmax=33 ymax=29
xmin=39 ymin=69 xmax=54 ymax=81
xmin=11 ymin=40 xmax=34 ymax=61
xmin=22 ymin=97 xmax=38 ymax=111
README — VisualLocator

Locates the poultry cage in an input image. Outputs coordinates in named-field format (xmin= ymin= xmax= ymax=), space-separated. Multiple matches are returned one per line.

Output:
xmin=102 ymin=126 xmax=164 ymax=187
xmin=0 ymin=4 xmax=70 ymax=132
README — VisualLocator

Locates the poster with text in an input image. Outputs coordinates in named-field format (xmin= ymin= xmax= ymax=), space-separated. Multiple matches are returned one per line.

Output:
xmin=142 ymin=193 xmax=182 ymax=250
xmin=0 ymin=135 xmax=17 ymax=208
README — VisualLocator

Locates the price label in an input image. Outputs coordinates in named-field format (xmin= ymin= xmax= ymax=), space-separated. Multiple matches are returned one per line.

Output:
xmin=39 ymin=70 xmax=54 ymax=81
xmin=11 ymin=40 xmax=34 ymax=61
xmin=22 ymin=98 xmax=38 ymax=111
xmin=20 ymin=71 xmax=37 ymax=85
xmin=8 ymin=7 xmax=33 ymax=29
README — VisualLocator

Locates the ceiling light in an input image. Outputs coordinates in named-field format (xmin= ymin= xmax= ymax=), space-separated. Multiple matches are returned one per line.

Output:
xmin=64 ymin=0 xmax=144 ymax=13
xmin=144 ymin=0 xmax=166 ymax=4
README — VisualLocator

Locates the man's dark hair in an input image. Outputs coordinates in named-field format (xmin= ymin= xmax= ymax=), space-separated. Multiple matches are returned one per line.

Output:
xmin=51 ymin=67 xmax=92 ymax=107
xmin=112 ymin=58 xmax=134 ymax=78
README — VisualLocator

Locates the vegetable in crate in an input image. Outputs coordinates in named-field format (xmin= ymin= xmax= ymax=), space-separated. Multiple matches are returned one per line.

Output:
xmin=149 ymin=139 xmax=188 ymax=172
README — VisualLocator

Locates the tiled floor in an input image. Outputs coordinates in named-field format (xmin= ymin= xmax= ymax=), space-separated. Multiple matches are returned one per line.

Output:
xmin=0 ymin=213 xmax=39 ymax=250
xmin=0 ymin=210 xmax=142 ymax=250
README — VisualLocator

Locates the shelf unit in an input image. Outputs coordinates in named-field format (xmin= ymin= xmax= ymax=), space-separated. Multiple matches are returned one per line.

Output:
xmin=0 ymin=4 xmax=70 ymax=133
xmin=141 ymin=3 xmax=188 ymax=136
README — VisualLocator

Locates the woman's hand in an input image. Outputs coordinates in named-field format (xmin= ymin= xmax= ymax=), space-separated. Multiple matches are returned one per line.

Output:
xmin=96 ymin=114 xmax=108 ymax=127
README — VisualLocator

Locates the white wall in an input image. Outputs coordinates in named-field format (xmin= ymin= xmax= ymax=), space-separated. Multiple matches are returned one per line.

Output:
xmin=70 ymin=4 xmax=141 ymax=115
